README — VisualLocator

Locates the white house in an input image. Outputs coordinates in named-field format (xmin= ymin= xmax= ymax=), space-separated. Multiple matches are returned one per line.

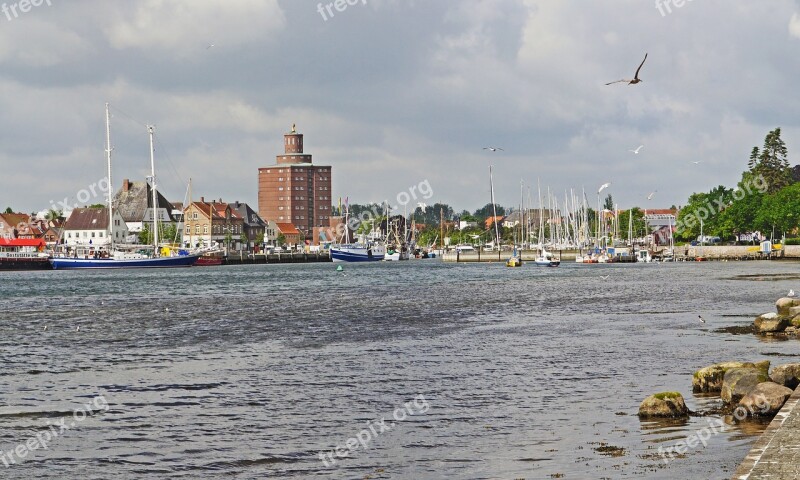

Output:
xmin=62 ymin=207 xmax=128 ymax=247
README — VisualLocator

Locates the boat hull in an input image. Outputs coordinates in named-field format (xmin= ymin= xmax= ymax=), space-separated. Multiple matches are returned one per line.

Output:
xmin=0 ymin=257 xmax=51 ymax=271
xmin=534 ymin=260 xmax=560 ymax=267
xmin=330 ymin=247 xmax=385 ymax=262
xmin=50 ymin=255 xmax=200 ymax=270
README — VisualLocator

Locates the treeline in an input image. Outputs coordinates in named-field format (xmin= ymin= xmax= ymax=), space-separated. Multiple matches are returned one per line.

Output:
xmin=676 ymin=128 xmax=800 ymax=242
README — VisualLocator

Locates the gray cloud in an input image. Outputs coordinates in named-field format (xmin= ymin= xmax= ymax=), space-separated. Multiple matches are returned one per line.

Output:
xmin=1 ymin=0 xmax=799 ymax=215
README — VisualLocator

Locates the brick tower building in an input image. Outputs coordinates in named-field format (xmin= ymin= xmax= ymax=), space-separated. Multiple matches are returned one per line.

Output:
xmin=258 ymin=125 xmax=332 ymax=238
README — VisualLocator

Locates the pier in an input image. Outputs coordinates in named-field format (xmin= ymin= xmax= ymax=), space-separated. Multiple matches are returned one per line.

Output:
xmin=220 ymin=252 xmax=331 ymax=265
xmin=733 ymin=386 xmax=800 ymax=479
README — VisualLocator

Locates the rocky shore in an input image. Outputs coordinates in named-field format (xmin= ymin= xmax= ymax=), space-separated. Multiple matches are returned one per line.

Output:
xmin=639 ymin=296 xmax=800 ymax=420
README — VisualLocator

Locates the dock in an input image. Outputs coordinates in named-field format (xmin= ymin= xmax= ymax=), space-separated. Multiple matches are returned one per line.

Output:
xmin=733 ymin=386 xmax=800 ymax=479
xmin=221 ymin=252 xmax=331 ymax=265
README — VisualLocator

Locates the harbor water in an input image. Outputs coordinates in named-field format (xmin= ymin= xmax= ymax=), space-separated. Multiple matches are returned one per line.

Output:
xmin=1 ymin=261 xmax=799 ymax=479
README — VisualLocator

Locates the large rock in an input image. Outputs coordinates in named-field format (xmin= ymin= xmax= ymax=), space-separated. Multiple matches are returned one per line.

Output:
xmin=738 ymin=382 xmax=794 ymax=417
xmin=791 ymin=314 xmax=800 ymax=328
xmin=721 ymin=368 xmax=769 ymax=404
xmin=776 ymin=297 xmax=800 ymax=315
xmin=754 ymin=312 xmax=790 ymax=333
xmin=638 ymin=392 xmax=689 ymax=418
xmin=693 ymin=362 xmax=757 ymax=393
xmin=787 ymin=305 xmax=800 ymax=317
xmin=770 ymin=363 xmax=800 ymax=390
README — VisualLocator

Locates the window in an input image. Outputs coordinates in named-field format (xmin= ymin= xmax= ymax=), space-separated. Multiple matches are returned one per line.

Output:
xmin=195 ymin=225 xmax=200 ymax=234
xmin=278 ymin=187 xmax=284 ymax=191
xmin=278 ymin=177 xmax=283 ymax=181
xmin=83 ymin=232 xmax=88 ymax=238
xmin=99 ymin=232 xmax=104 ymax=238
xmin=203 ymin=225 xmax=208 ymax=234
xmin=186 ymin=227 xmax=190 ymax=234
xmin=193 ymin=212 xmax=198 ymax=220
xmin=68 ymin=232 xmax=72 ymax=238
xmin=278 ymin=206 xmax=283 ymax=210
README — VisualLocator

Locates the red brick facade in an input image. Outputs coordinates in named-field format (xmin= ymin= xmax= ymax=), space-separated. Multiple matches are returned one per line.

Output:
xmin=258 ymin=126 xmax=332 ymax=237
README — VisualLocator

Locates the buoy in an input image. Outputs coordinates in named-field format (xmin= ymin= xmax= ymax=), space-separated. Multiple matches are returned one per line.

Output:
xmin=336 ymin=265 xmax=343 ymax=271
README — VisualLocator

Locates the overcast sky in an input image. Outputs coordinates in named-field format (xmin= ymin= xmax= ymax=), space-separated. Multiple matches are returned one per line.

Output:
xmin=2 ymin=0 xmax=800 ymax=216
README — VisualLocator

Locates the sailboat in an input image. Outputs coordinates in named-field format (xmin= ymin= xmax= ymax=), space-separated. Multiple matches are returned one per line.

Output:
xmin=50 ymin=104 xmax=200 ymax=270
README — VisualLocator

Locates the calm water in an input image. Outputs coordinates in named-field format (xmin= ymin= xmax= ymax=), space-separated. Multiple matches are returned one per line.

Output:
xmin=1 ymin=260 xmax=799 ymax=479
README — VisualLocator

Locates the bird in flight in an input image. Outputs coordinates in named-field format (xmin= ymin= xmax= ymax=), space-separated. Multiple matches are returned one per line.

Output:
xmin=629 ymin=145 xmax=644 ymax=154
xmin=598 ymin=182 xmax=611 ymax=194
xmin=698 ymin=315 xmax=706 ymax=323
xmin=206 ymin=43 xmax=215 ymax=50
xmin=647 ymin=190 xmax=657 ymax=200
xmin=483 ymin=147 xmax=504 ymax=151
xmin=606 ymin=53 xmax=648 ymax=86
xmin=692 ymin=161 xmax=701 ymax=164
xmin=600 ymin=275 xmax=609 ymax=280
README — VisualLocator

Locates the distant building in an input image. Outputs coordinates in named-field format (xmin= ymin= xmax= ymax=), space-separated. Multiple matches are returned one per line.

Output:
xmin=258 ymin=124 xmax=333 ymax=239
xmin=113 ymin=179 xmax=177 ymax=234
xmin=275 ymin=222 xmax=301 ymax=246
xmin=230 ymin=201 xmax=267 ymax=251
xmin=458 ymin=220 xmax=478 ymax=230
xmin=62 ymin=207 xmax=128 ymax=248
xmin=485 ymin=215 xmax=506 ymax=229
xmin=645 ymin=209 xmax=678 ymax=246
xmin=183 ymin=198 xmax=245 ymax=251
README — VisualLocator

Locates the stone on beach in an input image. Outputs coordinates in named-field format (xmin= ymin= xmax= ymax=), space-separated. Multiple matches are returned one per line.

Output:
xmin=754 ymin=312 xmax=790 ymax=333
xmin=721 ymin=367 xmax=770 ymax=404
xmin=738 ymin=382 xmax=794 ymax=417
xmin=770 ymin=363 xmax=800 ymax=390
xmin=775 ymin=297 xmax=800 ymax=315
xmin=693 ymin=361 xmax=758 ymax=393
xmin=638 ymin=392 xmax=689 ymax=418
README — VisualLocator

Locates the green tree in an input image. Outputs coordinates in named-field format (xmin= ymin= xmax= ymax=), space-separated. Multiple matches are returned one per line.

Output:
xmin=749 ymin=128 xmax=791 ymax=193
xmin=3 ymin=207 xmax=12 ymax=214
xmin=276 ymin=233 xmax=286 ymax=246
xmin=254 ymin=232 xmax=264 ymax=246
xmin=240 ymin=232 xmax=249 ymax=250
xmin=88 ymin=203 xmax=105 ymax=209
xmin=603 ymin=194 xmax=614 ymax=211
xmin=617 ymin=208 xmax=647 ymax=240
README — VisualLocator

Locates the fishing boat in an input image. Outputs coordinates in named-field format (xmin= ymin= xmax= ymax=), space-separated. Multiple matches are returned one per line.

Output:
xmin=50 ymin=104 xmax=199 ymax=270
xmin=330 ymin=243 xmax=386 ymax=262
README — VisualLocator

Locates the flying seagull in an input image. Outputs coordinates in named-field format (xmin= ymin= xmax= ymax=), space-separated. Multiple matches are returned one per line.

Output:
xmin=698 ymin=315 xmax=706 ymax=323
xmin=789 ymin=289 xmax=796 ymax=297
xmin=647 ymin=190 xmax=657 ymax=200
xmin=606 ymin=53 xmax=648 ymax=86
xmin=600 ymin=275 xmax=610 ymax=280
xmin=598 ymin=182 xmax=611 ymax=194
xmin=692 ymin=161 xmax=701 ymax=164
xmin=629 ymin=145 xmax=644 ymax=154
xmin=483 ymin=147 xmax=504 ymax=151
xmin=206 ymin=43 xmax=215 ymax=50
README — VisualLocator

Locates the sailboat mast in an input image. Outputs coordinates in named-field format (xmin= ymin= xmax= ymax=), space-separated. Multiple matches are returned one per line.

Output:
xmin=148 ymin=125 xmax=159 ymax=254
xmin=105 ymin=103 xmax=114 ymax=250
xmin=489 ymin=165 xmax=500 ymax=249
xmin=188 ymin=178 xmax=193 ymax=249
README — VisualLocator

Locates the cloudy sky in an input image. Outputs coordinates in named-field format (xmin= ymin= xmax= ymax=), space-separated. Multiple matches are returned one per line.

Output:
xmin=3 ymin=0 xmax=800 ymax=216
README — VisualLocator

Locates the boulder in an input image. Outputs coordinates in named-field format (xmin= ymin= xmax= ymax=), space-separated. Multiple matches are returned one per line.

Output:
xmin=770 ymin=363 xmax=800 ymax=390
xmin=638 ymin=392 xmax=689 ymax=418
xmin=754 ymin=360 xmax=771 ymax=375
xmin=738 ymin=382 xmax=794 ymax=417
xmin=791 ymin=314 xmax=800 ymax=328
xmin=787 ymin=305 xmax=800 ymax=317
xmin=693 ymin=362 xmax=757 ymax=393
xmin=721 ymin=367 xmax=769 ymax=404
xmin=754 ymin=312 xmax=790 ymax=333
xmin=776 ymin=297 xmax=800 ymax=315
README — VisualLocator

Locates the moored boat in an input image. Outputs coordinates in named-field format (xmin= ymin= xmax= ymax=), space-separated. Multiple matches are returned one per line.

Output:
xmin=330 ymin=243 xmax=386 ymax=262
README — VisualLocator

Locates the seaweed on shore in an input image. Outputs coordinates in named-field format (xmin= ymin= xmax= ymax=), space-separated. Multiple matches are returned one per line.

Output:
xmin=713 ymin=324 xmax=756 ymax=335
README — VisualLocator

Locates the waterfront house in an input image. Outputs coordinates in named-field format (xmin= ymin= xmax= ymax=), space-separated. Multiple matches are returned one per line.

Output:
xmin=0 ymin=238 xmax=45 ymax=254
xmin=62 ymin=207 xmax=128 ymax=248
xmin=230 ymin=201 xmax=267 ymax=252
xmin=0 ymin=212 xmax=31 ymax=239
xmin=113 ymin=179 xmax=178 ymax=235
xmin=275 ymin=222 xmax=301 ymax=247
xmin=183 ymin=198 xmax=245 ymax=251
